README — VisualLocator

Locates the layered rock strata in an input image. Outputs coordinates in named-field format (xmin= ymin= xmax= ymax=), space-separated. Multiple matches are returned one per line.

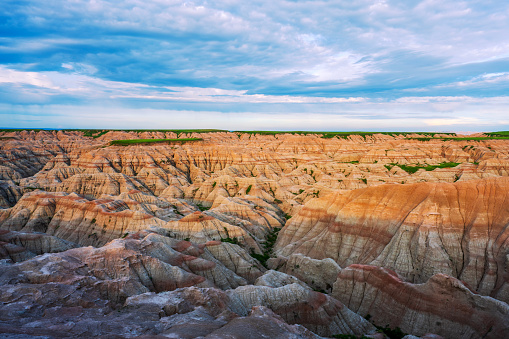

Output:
xmin=274 ymin=177 xmax=509 ymax=303
xmin=331 ymin=265 xmax=509 ymax=339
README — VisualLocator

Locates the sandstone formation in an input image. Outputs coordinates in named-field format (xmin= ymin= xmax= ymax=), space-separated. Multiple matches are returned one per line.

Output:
xmin=0 ymin=229 xmax=76 ymax=262
xmin=1 ymin=129 xmax=509 ymax=338
xmin=269 ymin=253 xmax=342 ymax=293
xmin=331 ymin=265 xmax=509 ymax=339
xmin=274 ymin=177 xmax=509 ymax=304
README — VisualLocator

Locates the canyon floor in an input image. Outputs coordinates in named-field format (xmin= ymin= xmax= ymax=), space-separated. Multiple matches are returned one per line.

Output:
xmin=1 ymin=129 xmax=508 ymax=339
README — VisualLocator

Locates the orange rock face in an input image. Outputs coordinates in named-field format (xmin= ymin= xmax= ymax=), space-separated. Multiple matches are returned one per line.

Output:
xmin=275 ymin=177 xmax=509 ymax=303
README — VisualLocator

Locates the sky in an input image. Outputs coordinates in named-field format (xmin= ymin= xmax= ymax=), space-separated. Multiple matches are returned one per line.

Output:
xmin=1 ymin=0 xmax=509 ymax=131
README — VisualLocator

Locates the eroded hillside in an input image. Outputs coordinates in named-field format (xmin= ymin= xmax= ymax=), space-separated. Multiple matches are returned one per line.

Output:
xmin=1 ymin=130 xmax=508 ymax=338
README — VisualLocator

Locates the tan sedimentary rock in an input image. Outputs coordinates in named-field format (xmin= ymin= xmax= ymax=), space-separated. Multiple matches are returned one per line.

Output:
xmin=227 ymin=283 xmax=375 ymax=336
xmin=254 ymin=269 xmax=311 ymax=290
xmin=0 ymin=191 xmax=166 ymax=246
xmin=204 ymin=241 xmax=265 ymax=283
xmin=0 ymin=180 xmax=22 ymax=208
xmin=0 ymin=237 xmax=216 ymax=304
xmin=0 ymin=229 xmax=76 ymax=261
xmin=269 ymin=253 xmax=342 ymax=293
xmin=165 ymin=211 xmax=263 ymax=252
xmin=204 ymin=306 xmax=323 ymax=338
xmin=2 ymin=130 xmax=509 ymax=339
xmin=275 ymin=177 xmax=509 ymax=303
xmin=331 ymin=265 xmax=509 ymax=339
xmin=0 ymin=240 xmax=34 ymax=262
xmin=124 ymin=288 xmax=325 ymax=338
xmin=138 ymin=232 xmax=247 ymax=289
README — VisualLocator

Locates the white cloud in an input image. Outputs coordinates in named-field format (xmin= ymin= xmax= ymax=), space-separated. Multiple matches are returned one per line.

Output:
xmin=0 ymin=66 xmax=365 ymax=104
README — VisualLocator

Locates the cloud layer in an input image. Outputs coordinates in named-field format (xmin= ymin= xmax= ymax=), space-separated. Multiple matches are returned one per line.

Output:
xmin=2 ymin=0 xmax=509 ymax=131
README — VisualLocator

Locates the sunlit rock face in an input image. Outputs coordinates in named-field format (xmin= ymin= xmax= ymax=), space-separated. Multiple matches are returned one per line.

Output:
xmin=1 ymin=130 xmax=509 ymax=338
xmin=274 ymin=177 xmax=509 ymax=303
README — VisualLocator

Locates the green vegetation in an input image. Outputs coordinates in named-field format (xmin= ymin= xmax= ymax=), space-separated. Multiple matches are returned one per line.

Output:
xmin=196 ymin=203 xmax=210 ymax=211
xmin=273 ymin=198 xmax=283 ymax=204
xmin=73 ymin=129 xmax=109 ymax=138
xmin=250 ymin=227 xmax=281 ymax=268
xmin=408 ymin=135 xmax=509 ymax=141
xmin=68 ymin=128 xmax=225 ymax=138
xmin=220 ymin=227 xmax=239 ymax=244
xmin=360 ymin=178 xmax=367 ymax=184
xmin=486 ymin=131 xmax=509 ymax=137
xmin=233 ymin=131 xmax=456 ymax=139
xmin=361 ymin=314 xmax=407 ymax=339
xmin=246 ymin=184 xmax=252 ymax=194
xmin=118 ymin=129 xmax=224 ymax=134
xmin=384 ymin=162 xmax=460 ymax=174
xmin=374 ymin=325 xmax=407 ymax=339
xmin=109 ymin=138 xmax=202 ymax=146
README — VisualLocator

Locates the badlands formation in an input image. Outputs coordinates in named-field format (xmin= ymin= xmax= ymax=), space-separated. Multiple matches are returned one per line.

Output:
xmin=1 ymin=129 xmax=509 ymax=338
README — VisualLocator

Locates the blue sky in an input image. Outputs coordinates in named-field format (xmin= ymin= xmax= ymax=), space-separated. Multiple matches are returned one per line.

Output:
xmin=1 ymin=0 xmax=509 ymax=131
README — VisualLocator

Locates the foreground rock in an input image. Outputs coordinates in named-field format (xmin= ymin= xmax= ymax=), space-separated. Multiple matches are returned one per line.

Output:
xmin=0 ymin=237 xmax=376 ymax=338
xmin=332 ymin=265 xmax=509 ymax=339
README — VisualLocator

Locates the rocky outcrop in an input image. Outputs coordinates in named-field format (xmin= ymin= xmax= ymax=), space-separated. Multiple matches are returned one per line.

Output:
xmin=331 ymin=265 xmax=509 ymax=339
xmin=227 ymin=283 xmax=375 ymax=336
xmin=0 ymin=238 xmax=208 ymax=305
xmin=0 ymin=241 xmax=371 ymax=338
xmin=0 ymin=180 xmax=22 ymax=208
xmin=275 ymin=177 xmax=509 ymax=303
xmin=268 ymin=253 xmax=342 ymax=293
xmin=2 ymin=130 xmax=509 ymax=339
xmin=0 ymin=191 xmax=167 ymax=247
xmin=0 ymin=229 xmax=76 ymax=262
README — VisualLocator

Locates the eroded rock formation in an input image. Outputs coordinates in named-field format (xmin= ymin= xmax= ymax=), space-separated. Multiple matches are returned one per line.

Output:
xmin=274 ymin=177 xmax=509 ymax=304
xmin=1 ymin=129 xmax=509 ymax=338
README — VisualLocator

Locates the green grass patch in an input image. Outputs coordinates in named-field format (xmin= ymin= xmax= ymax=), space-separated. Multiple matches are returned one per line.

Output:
xmin=110 ymin=138 xmax=202 ymax=146
xmin=70 ymin=130 xmax=110 ymax=138
xmin=220 ymin=227 xmax=239 ymax=244
xmin=68 ymin=129 xmax=225 ymax=137
xmin=246 ymin=184 xmax=252 ymax=194
xmin=234 ymin=131 xmax=456 ymax=139
xmin=250 ymin=227 xmax=281 ymax=268
xmin=196 ymin=203 xmax=210 ymax=211
xmin=486 ymin=131 xmax=509 ymax=136
xmin=385 ymin=162 xmax=460 ymax=174
xmin=407 ymin=136 xmax=509 ymax=141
